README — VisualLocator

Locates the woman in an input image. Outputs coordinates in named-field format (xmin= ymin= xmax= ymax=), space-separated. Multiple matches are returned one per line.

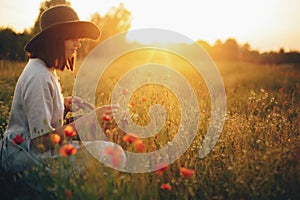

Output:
xmin=0 ymin=5 xmax=124 ymax=173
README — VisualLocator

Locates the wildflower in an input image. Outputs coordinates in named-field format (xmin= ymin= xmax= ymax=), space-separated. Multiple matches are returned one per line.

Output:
xmin=180 ymin=167 xmax=195 ymax=178
xmin=59 ymin=144 xmax=77 ymax=157
xmin=102 ymin=113 xmax=111 ymax=121
xmin=155 ymin=164 xmax=169 ymax=176
xmin=64 ymin=125 xmax=76 ymax=137
xmin=278 ymin=87 xmax=284 ymax=93
xmin=122 ymin=88 xmax=128 ymax=95
xmin=103 ymin=146 xmax=123 ymax=167
xmin=13 ymin=134 xmax=25 ymax=145
xmin=134 ymin=139 xmax=145 ymax=153
xmin=129 ymin=101 xmax=135 ymax=107
xmin=123 ymin=133 xmax=145 ymax=152
xmin=104 ymin=146 xmax=115 ymax=155
xmin=160 ymin=183 xmax=172 ymax=191
xmin=65 ymin=189 xmax=72 ymax=200
xmin=141 ymin=96 xmax=147 ymax=102
xmin=50 ymin=133 xmax=61 ymax=144
xmin=123 ymin=133 xmax=138 ymax=143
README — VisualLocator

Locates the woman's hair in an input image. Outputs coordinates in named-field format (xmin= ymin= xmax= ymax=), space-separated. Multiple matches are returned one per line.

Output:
xmin=28 ymin=31 xmax=78 ymax=71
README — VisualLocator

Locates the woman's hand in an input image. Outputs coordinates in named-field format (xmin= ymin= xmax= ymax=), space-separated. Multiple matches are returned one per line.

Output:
xmin=69 ymin=104 xmax=119 ymax=139
xmin=64 ymin=96 xmax=94 ymax=113
xmin=95 ymin=105 xmax=119 ymax=131
xmin=95 ymin=104 xmax=119 ymax=120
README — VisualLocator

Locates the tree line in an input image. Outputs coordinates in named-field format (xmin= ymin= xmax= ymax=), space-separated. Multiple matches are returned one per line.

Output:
xmin=1 ymin=0 xmax=300 ymax=64
xmin=198 ymin=39 xmax=300 ymax=64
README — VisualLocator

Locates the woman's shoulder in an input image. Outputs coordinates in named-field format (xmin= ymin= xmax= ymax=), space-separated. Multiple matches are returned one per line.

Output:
xmin=26 ymin=58 xmax=50 ymax=72
xmin=21 ymin=59 xmax=53 ymax=80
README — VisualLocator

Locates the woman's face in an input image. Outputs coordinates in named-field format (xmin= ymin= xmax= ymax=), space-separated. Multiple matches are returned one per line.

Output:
xmin=64 ymin=38 xmax=82 ymax=59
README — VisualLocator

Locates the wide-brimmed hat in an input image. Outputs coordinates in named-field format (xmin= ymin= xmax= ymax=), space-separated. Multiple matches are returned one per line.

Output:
xmin=25 ymin=5 xmax=101 ymax=52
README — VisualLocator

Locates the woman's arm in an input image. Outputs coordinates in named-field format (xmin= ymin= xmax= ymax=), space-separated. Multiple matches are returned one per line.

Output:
xmin=64 ymin=96 xmax=94 ymax=115
xmin=32 ymin=104 xmax=118 ymax=152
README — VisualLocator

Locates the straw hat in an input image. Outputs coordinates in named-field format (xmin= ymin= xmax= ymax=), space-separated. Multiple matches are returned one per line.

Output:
xmin=25 ymin=5 xmax=101 ymax=52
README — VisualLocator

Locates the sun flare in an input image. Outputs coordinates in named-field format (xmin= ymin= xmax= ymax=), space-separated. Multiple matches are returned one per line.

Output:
xmin=126 ymin=29 xmax=193 ymax=45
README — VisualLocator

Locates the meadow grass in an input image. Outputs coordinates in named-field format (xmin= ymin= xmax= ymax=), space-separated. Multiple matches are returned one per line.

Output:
xmin=0 ymin=57 xmax=299 ymax=199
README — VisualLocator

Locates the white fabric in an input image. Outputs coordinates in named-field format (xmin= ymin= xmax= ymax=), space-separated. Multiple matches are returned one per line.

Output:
xmin=0 ymin=58 xmax=64 ymax=173
xmin=7 ymin=58 xmax=64 ymax=140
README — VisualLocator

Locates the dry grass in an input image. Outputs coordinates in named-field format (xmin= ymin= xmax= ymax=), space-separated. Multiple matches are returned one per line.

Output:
xmin=0 ymin=57 xmax=299 ymax=199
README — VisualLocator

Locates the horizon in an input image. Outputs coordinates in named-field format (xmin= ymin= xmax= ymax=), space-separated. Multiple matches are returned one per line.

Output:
xmin=0 ymin=0 xmax=300 ymax=52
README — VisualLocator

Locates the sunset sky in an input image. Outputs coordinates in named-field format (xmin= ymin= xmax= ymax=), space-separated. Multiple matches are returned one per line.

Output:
xmin=0 ymin=0 xmax=299 ymax=52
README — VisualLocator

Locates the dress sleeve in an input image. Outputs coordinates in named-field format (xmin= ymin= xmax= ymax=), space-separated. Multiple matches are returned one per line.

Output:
xmin=22 ymin=72 xmax=56 ymax=139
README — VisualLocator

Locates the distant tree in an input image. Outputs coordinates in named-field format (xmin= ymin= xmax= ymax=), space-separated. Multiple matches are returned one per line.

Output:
xmin=285 ymin=51 xmax=300 ymax=64
xmin=211 ymin=39 xmax=223 ymax=60
xmin=0 ymin=28 xmax=29 ymax=60
xmin=197 ymin=40 xmax=212 ymax=55
xmin=240 ymin=43 xmax=253 ymax=62
xmin=242 ymin=43 xmax=251 ymax=51
xmin=0 ymin=28 xmax=17 ymax=60
xmin=222 ymin=38 xmax=239 ymax=61
xmin=279 ymin=48 xmax=285 ymax=54
xmin=79 ymin=3 xmax=132 ymax=58
xmin=248 ymin=50 xmax=260 ymax=63
xmin=93 ymin=3 xmax=131 ymax=43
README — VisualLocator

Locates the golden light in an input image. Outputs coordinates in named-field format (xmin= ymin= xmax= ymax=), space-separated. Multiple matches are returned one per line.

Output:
xmin=126 ymin=29 xmax=193 ymax=45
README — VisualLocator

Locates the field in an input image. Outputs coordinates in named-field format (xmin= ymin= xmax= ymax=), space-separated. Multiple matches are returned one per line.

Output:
xmin=0 ymin=51 xmax=299 ymax=200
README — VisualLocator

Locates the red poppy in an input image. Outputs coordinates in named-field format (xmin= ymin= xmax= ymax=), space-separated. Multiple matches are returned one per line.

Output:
xmin=102 ymin=113 xmax=111 ymax=121
xmin=64 ymin=125 xmax=76 ymax=137
xmin=130 ymin=101 xmax=135 ymax=107
xmin=155 ymin=164 xmax=169 ymax=176
xmin=141 ymin=96 xmax=147 ymax=102
xmin=134 ymin=139 xmax=145 ymax=153
xmin=103 ymin=146 xmax=123 ymax=167
xmin=180 ymin=167 xmax=195 ymax=178
xmin=50 ymin=133 xmax=61 ymax=144
xmin=122 ymin=88 xmax=128 ymax=95
xmin=123 ymin=133 xmax=138 ymax=143
xmin=59 ymin=144 xmax=77 ymax=157
xmin=103 ymin=146 xmax=114 ymax=156
xmin=12 ymin=134 xmax=25 ymax=145
xmin=160 ymin=183 xmax=172 ymax=191
xmin=65 ymin=189 xmax=72 ymax=200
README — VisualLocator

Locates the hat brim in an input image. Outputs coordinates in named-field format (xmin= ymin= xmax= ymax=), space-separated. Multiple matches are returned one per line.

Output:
xmin=25 ymin=21 xmax=101 ymax=52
